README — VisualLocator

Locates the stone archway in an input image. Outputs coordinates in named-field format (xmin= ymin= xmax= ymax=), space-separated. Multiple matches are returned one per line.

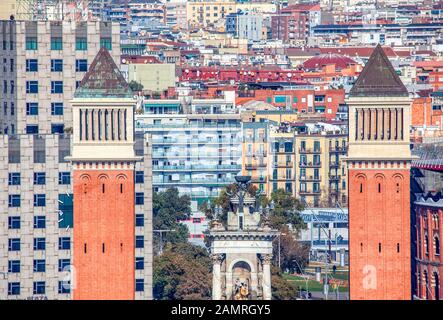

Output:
xmin=231 ymin=261 xmax=252 ymax=300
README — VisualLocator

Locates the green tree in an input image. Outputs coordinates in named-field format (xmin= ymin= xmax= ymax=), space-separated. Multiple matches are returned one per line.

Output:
xmin=262 ymin=188 xmax=305 ymax=230
xmin=271 ymin=266 xmax=298 ymax=300
xmin=153 ymin=242 xmax=212 ymax=300
xmin=153 ymin=188 xmax=191 ymax=254
xmin=128 ymin=80 xmax=143 ymax=92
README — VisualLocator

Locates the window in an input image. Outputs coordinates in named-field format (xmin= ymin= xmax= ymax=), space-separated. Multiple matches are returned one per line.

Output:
xmin=33 ymin=238 xmax=45 ymax=251
xmin=8 ymin=238 xmax=20 ymax=251
xmin=34 ymin=194 xmax=46 ymax=207
xmin=50 ymin=37 xmax=62 ymax=50
xmin=58 ymin=259 xmax=70 ymax=272
xmin=76 ymin=37 xmax=87 ymax=50
xmin=8 ymin=172 xmax=20 ymax=185
xmin=135 ymin=279 xmax=144 ymax=292
xmin=8 ymin=216 xmax=20 ymax=229
xmin=34 ymin=216 xmax=46 ymax=229
xmin=33 ymin=281 xmax=45 ymax=294
xmin=435 ymin=236 xmax=440 ymax=256
xmin=51 ymin=81 xmax=63 ymax=94
xmin=76 ymin=59 xmax=87 ymax=72
xmin=33 ymin=259 xmax=45 ymax=272
xmin=58 ymin=281 xmax=70 ymax=294
xmin=135 ymin=235 xmax=144 ymax=248
xmin=51 ymin=124 xmax=64 ymax=134
xmin=8 ymin=282 xmax=20 ymax=295
xmin=51 ymin=102 xmax=63 ymax=115
xmin=100 ymin=37 xmax=112 ymax=50
xmin=26 ymin=59 xmax=38 ymax=72
xmin=135 ymin=214 xmax=144 ymax=227
xmin=58 ymin=172 xmax=71 ymax=185
xmin=59 ymin=237 xmax=71 ymax=250
xmin=34 ymin=172 xmax=46 ymax=185
xmin=8 ymin=195 xmax=20 ymax=207
xmin=26 ymin=103 xmax=38 ymax=115
xmin=26 ymin=125 xmax=39 ymax=134
xmin=135 ymin=257 xmax=144 ymax=270
xmin=26 ymin=37 xmax=37 ymax=50
xmin=135 ymin=192 xmax=144 ymax=205
xmin=51 ymin=59 xmax=63 ymax=72
xmin=135 ymin=171 xmax=144 ymax=184
xmin=26 ymin=81 xmax=38 ymax=94
xmin=8 ymin=260 xmax=20 ymax=273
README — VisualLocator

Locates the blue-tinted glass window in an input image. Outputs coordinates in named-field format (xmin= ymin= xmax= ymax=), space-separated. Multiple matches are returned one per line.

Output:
xmin=33 ymin=238 xmax=45 ymax=251
xmin=75 ymin=37 xmax=87 ymax=51
xmin=50 ymin=37 xmax=62 ymax=50
xmin=26 ymin=37 xmax=37 ymax=50
xmin=58 ymin=194 xmax=73 ymax=228
xmin=8 ymin=216 xmax=20 ymax=229
xmin=100 ymin=38 xmax=112 ymax=50
xmin=135 ymin=193 xmax=144 ymax=205
xmin=51 ymin=124 xmax=64 ymax=134
xmin=135 ymin=235 xmax=144 ymax=248
xmin=58 ymin=281 xmax=70 ymax=294
xmin=8 ymin=282 xmax=20 ymax=295
xmin=58 ymin=237 xmax=70 ymax=250
xmin=26 ymin=59 xmax=38 ymax=72
xmin=8 ymin=195 xmax=20 ymax=207
xmin=58 ymin=172 xmax=71 ymax=185
xmin=26 ymin=125 xmax=39 ymax=134
xmin=135 ymin=279 xmax=144 ymax=292
xmin=51 ymin=81 xmax=63 ymax=94
xmin=135 ymin=214 xmax=144 ymax=227
xmin=8 ymin=260 xmax=20 ymax=273
xmin=33 ymin=259 xmax=45 ymax=272
xmin=51 ymin=59 xmax=63 ymax=72
xmin=8 ymin=238 xmax=20 ymax=251
xmin=135 ymin=171 xmax=144 ymax=184
xmin=26 ymin=81 xmax=38 ymax=93
xmin=33 ymin=172 xmax=46 ymax=185
xmin=58 ymin=259 xmax=70 ymax=272
xmin=34 ymin=194 xmax=46 ymax=207
xmin=135 ymin=257 xmax=144 ymax=270
xmin=51 ymin=102 xmax=63 ymax=115
xmin=33 ymin=281 xmax=45 ymax=294
xmin=26 ymin=103 xmax=38 ymax=115
xmin=8 ymin=172 xmax=20 ymax=185
xmin=75 ymin=59 xmax=87 ymax=72
xmin=33 ymin=216 xmax=46 ymax=229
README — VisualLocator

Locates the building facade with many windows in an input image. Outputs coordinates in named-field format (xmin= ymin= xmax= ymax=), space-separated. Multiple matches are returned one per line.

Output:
xmin=0 ymin=20 xmax=121 ymax=135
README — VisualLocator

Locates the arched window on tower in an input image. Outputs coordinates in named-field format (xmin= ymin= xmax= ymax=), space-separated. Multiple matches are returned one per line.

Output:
xmin=434 ymin=236 xmax=440 ymax=256
xmin=425 ymin=234 xmax=429 ymax=255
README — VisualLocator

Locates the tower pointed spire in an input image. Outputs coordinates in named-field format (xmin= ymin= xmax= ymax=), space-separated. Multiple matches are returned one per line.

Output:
xmin=350 ymin=44 xmax=408 ymax=97
xmin=75 ymin=47 xmax=132 ymax=99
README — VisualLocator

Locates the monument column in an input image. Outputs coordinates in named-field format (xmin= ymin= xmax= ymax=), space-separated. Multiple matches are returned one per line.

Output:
xmin=211 ymin=254 xmax=224 ymax=300
xmin=262 ymin=254 xmax=272 ymax=300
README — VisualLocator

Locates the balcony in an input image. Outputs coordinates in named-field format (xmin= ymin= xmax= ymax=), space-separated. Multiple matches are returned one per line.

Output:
xmin=251 ymin=176 xmax=267 ymax=183
xmin=299 ymin=189 xmax=321 ymax=195
xmin=329 ymin=174 xmax=341 ymax=181
xmin=274 ymin=161 xmax=293 ymax=168
xmin=329 ymin=161 xmax=339 ymax=168
xmin=299 ymin=161 xmax=322 ymax=168
xmin=329 ymin=146 xmax=347 ymax=153
xmin=299 ymin=148 xmax=322 ymax=154
xmin=299 ymin=175 xmax=321 ymax=182
xmin=245 ymin=163 xmax=267 ymax=170
xmin=153 ymin=164 xmax=241 ymax=171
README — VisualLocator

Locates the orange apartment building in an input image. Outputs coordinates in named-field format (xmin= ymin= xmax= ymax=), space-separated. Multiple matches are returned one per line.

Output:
xmin=346 ymin=45 xmax=413 ymax=300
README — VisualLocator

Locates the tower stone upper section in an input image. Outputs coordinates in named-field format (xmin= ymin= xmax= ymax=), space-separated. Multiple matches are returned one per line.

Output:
xmin=346 ymin=44 xmax=412 ymax=161
xmin=69 ymin=47 xmax=139 ymax=163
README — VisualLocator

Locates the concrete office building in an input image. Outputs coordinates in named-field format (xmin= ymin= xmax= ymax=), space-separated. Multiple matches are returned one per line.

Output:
xmin=0 ymin=20 xmax=121 ymax=135
xmin=0 ymin=47 xmax=153 ymax=300
xmin=226 ymin=11 xmax=264 ymax=42
xmin=128 ymin=63 xmax=176 ymax=93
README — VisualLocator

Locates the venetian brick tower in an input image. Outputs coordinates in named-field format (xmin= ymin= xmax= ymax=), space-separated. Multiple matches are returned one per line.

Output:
xmin=346 ymin=45 xmax=412 ymax=300
xmin=68 ymin=47 xmax=139 ymax=300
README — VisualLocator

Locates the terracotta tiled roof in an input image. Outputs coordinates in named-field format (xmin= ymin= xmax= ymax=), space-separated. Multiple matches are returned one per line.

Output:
xmin=302 ymin=53 xmax=356 ymax=70
xmin=349 ymin=44 xmax=408 ymax=97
